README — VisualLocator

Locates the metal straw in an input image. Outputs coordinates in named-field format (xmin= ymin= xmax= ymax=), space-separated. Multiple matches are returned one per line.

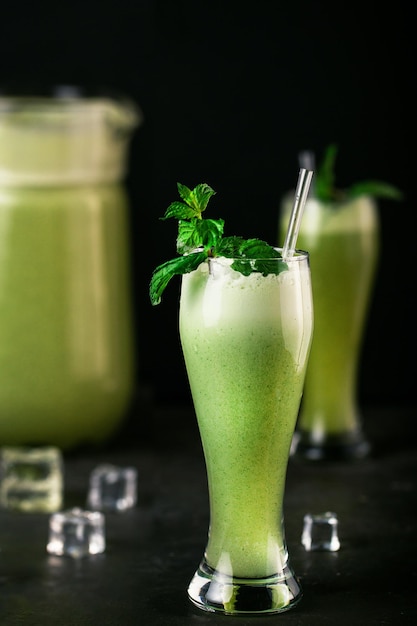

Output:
xmin=298 ymin=150 xmax=316 ymax=195
xmin=281 ymin=168 xmax=314 ymax=260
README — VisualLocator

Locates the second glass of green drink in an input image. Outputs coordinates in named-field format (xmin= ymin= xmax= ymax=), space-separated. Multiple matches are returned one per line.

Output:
xmin=180 ymin=250 xmax=313 ymax=614
xmin=280 ymin=193 xmax=379 ymax=460
xmin=278 ymin=146 xmax=401 ymax=461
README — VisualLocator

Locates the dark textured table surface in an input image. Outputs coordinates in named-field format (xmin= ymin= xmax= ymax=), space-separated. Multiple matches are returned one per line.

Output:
xmin=1 ymin=404 xmax=416 ymax=625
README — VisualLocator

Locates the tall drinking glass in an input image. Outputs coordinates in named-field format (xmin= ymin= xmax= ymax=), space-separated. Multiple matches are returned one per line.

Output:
xmin=179 ymin=250 xmax=313 ymax=615
xmin=279 ymin=194 xmax=379 ymax=460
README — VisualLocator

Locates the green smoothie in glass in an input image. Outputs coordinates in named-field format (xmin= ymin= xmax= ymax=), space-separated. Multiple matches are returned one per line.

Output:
xmin=150 ymin=180 xmax=313 ymax=614
xmin=180 ymin=255 xmax=312 ymax=579
xmin=279 ymin=145 xmax=402 ymax=460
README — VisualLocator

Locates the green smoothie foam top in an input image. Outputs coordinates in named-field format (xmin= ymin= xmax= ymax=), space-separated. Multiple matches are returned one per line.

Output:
xmin=150 ymin=182 xmax=285 ymax=306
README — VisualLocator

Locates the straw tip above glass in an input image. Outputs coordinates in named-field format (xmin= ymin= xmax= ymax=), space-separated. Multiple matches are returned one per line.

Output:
xmin=282 ymin=168 xmax=314 ymax=260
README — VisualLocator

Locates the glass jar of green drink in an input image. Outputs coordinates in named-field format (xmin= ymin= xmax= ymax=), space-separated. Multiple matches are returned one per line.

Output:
xmin=279 ymin=146 xmax=402 ymax=461
xmin=0 ymin=88 xmax=141 ymax=449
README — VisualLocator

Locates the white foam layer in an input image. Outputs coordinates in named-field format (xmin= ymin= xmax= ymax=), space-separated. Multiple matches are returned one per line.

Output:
xmin=181 ymin=256 xmax=313 ymax=372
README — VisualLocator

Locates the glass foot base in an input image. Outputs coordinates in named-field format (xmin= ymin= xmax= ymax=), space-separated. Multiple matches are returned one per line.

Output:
xmin=188 ymin=558 xmax=302 ymax=615
xmin=291 ymin=429 xmax=371 ymax=461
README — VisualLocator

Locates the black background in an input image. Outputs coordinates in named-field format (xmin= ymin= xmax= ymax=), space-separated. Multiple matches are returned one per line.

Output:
xmin=1 ymin=0 xmax=415 ymax=411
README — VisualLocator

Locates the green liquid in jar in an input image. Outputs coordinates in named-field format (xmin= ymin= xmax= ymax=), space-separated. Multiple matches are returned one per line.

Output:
xmin=0 ymin=185 xmax=135 ymax=448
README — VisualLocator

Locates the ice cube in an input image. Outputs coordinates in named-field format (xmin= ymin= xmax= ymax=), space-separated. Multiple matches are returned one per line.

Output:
xmin=301 ymin=511 xmax=340 ymax=551
xmin=0 ymin=446 xmax=63 ymax=513
xmin=87 ymin=463 xmax=137 ymax=512
xmin=47 ymin=507 xmax=105 ymax=558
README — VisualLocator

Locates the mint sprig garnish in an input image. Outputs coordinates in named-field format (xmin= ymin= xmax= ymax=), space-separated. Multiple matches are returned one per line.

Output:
xmin=315 ymin=144 xmax=403 ymax=203
xmin=150 ymin=183 xmax=281 ymax=305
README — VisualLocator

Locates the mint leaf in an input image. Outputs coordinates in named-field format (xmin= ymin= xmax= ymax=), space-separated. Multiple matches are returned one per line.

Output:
xmin=315 ymin=143 xmax=338 ymax=202
xmin=149 ymin=183 xmax=284 ymax=305
xmin=217 ymin=237 xmax=278 ymax=259
xmin=177 ymin=182 xmax=216 ymax=214
xmin=177 ymin=217 xmax=224 ymax=254
xmin=228 ymin=239 xmax=283 ymax=276
xmin=190 ymin=183 xmax=216 ymax=212
xmin=150 ymin=251 xmax=207 ymax=305
xmin=346 ymin=181 xmax=403 ymax=200
xmin=162 ymin=201 xmax=196 ymax=220
xmin=238 ymin=238 xmax=280 ymax=258
xmin=251 ymin=258 xmax=288 ymax=276
xmin=314 ymin=144 xmax=403 ymax=204
xmin=162 ymin=183 xmax=216 ymax=221
xmin=216 ymin=236 xmax=246 ymax=257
